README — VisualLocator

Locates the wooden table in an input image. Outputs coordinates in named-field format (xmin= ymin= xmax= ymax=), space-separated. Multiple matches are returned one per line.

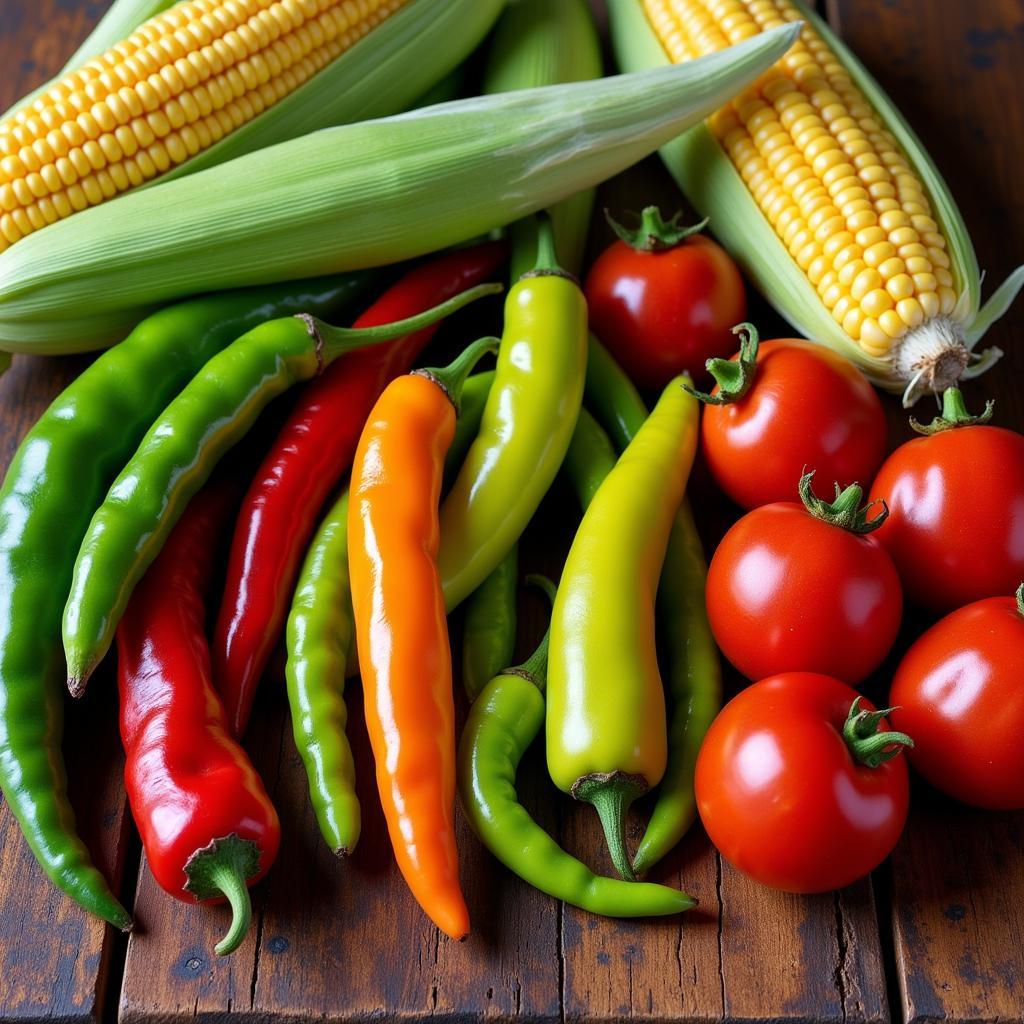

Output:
xmin=0 ymin=1 xmax=1022 ymax=1021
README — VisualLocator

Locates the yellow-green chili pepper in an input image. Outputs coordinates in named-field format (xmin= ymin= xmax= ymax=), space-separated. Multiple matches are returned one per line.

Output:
xmin=438 ymin=218 xmax=588 ymax=610
xmin=285 ymin=488 xmax=360 ymax=857
xmin=458 ymin=577 xmax=697 ymax=917
xmin=547 ymin=379 xmax=699 ymax=881
xmin=62 ymin=283 xmax=501 ymax=693
xmin=583 ymin=340 xmax=722 ymax=876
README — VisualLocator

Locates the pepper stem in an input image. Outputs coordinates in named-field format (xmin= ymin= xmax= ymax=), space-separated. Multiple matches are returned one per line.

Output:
xmin=843 ymin=698 xmax=914 ymax=768
xmin=531 ymin=212 xmax=560 ymax=273
xmin=605 ymin=205 xmax=708 ymax=252
xmin=182 ymin=833 xmax=261 ymax=957
xmin=798 ymin=470 xmax=888 ymax=534
xmin=311 ymin=282 xmax=503 ymax=361
xmin=683 ymin=322 xmax=760 ymax=405
xmin=572 ymin=771 xmax=647 ymax=882
xmin=415 ymin=336 xmax=500 ymax=414
xmin=503 ymin=574 xmax=557 ymax=692
xmin=910 ymin=386 xmax=995 ymax=435
xmin=1017 ymin=583 xmax=1024 ymax=618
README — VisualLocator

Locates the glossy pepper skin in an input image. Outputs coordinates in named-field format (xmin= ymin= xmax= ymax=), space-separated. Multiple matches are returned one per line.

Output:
xmin=62 ymin=283 xmax=500 ymax=694
xmin=118 ymin=481 xmax=280 ymax=956
xmin=215 ymin=243 xmax=506 ymax=737
xmin=285 ymin=489 xmax=361 ymax=857
xmin=0 ymin=272 xmax=372 ymax=929
xmin=461 ymin=546 xmax=518 ymax=703
xmin=438 ymin=220 xmax=588 ymax=611
xmin=458 ymin=579 xmax=697 ymax=918
xmin=548 ymin=379 xmax=699 ymax=880
xmin=582 ymin=342 xmax=721 ymax=875
xmin=348 ymin=338 xmax=497 ymax=940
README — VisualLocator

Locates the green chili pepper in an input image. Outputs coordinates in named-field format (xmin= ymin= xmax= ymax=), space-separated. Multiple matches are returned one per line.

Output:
xmin=63 ymin=282 xmax=501 ymax=694
xmin=0 ymin=271 xmax=376 ymax=927
xmin=442 ymin=370 xmax=494 ymax=494
xmin=582 ymin=343 xmax=722 ymax=876
xmin=285 ymin=488 xmax=360 ymax=856
xmin=547 ymin=380 xmax=699 ymax=881
xmin=438 ymin=218 xmax=588 ymax=611
xmin=461 ymin=545 xmax=518 ymax=703
xmin=458 ymin=577 xmax=696 ymax=917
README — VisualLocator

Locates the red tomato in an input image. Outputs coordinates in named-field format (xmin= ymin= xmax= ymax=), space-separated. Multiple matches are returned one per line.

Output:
xmin=706 ymin=485 xmax=902 ymax=684
xmin=889 ymin=594 xmax=1024 ymax=809
xmin=702 ymin=339 xmax=888 ymax=510
xmin=585 ymin=233 xmax=745 ymax=390
xmin=696 ymin=673 xmax=910 ymax=893
xmin=871 ymin=421 xmax=1024 ymax=611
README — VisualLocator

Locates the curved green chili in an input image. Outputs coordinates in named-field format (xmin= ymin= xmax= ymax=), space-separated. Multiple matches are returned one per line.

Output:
xmin=285 ymin=489 xmax=360 ymax=857
xmin=461 ymin=546 xmax=518 ymax=703
xmin=458 ymin=578 xmax=696 ymax=917
xmin=438 ymin=218 xmax=588 ymax=610
xmin=0 ymin=271 xmax=375 ymax=928
xmin=63 ymin=283 xmax=501 ymax=694
xmin=443 ymin=370 xmax=494 ymax=494
xmin=581 ymin=343 xmax=722 ymax=876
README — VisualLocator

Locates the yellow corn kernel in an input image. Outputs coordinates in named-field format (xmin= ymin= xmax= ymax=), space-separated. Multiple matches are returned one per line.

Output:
xmin=643 ymin=0 xmax=955 ymax=355
xmin=0 ymin=0 xmax=409 ymax=252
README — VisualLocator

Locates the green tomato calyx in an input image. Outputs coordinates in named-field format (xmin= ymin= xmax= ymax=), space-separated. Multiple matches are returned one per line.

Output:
xmin=910 ymin=386 xmax=995 ymax=435
xmin=605 ymin=205 xmax=707 ymax=253
xmin=843 ymin=698 xmax=914 ymax=769
xmin=798 ymin=470 xmax=888 ymax=534
xmin=683 ymin=322 xmax=760 ymax=406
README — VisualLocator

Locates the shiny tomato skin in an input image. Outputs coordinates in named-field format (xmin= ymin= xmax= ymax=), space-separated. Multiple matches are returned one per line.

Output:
xmin=889 ymin=596 xmax=1024 ymax=809
xmin=871 ymin=426 xmax=1024 ymax=611
xmin=696 ymin=673 xmax=909 ymax=892
xmin=585 ymin=234 xmax=745 ymax=390
xmin=702 ymin=340 xmax=887 ymax=511
xmin=706 ymin=502 xmax=902 ymax=684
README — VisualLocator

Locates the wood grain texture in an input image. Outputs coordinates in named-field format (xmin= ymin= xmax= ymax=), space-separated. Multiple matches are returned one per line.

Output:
xmin=828 ymin=3 xmax=1024 ymax=1023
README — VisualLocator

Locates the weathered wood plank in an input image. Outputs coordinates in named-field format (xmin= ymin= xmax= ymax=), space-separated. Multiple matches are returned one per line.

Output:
xmin=0 ymin=0 xmax=132 ymax=1015
xmin=828 ymin=3 xmax=1024 ymax=1023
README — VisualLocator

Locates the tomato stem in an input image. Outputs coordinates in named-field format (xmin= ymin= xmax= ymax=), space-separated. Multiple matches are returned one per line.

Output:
xmin=572 ymin=771 xmax=646 ymax=882
xmin=909 ymin=386 xmax=995 ymax=435
xmin=683 ymin=322 xmax=760 ymax=406
xmin=605 ymin=205 xmax=708 ymax=253
xmin=843 ymin=698 xmax=914 ymax=768
xmin=798 ymin=470 xmax=888 ymax=534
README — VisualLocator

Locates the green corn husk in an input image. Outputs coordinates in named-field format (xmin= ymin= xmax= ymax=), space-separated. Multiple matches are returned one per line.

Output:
xmin=0 ymin=23 xmax=801 ymax=354
xmin=483 ymin=0 xmax=604 ymax=277
xmin=608 ymin=0 xmax=1024 ymax=404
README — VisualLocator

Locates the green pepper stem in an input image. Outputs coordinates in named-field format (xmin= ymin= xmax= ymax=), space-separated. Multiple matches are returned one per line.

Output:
xmin=416 ymin=336 xmax=500 ymax=414
xmin=310 ymin=282 xmax=503 ymax=363
xmin=843 ymin=698 xmax=914 ymax=768
xmin=530 ymin=212 xmax=560 ymax=273
xmin=798 ymin=470 xmax=888 ymax=534
xmin=1017 ymin=583 xmax=1024 ymax=618
xmin=572 ymin=772 xmax=647 ymax=882
xmin=910 ymin=386 xmax=995 ymax=435
xmin=183 ymin=833 xmax=261 ymax=957
xmin=683 ymin=322 xmax=760 ymax=405
xmin=605 ymin=205 xmax=708 ymax=252
xmin=209 ymin=861 xmax=253 ymax=957
xmin=504 ymin=574 xmax=557 ymax=691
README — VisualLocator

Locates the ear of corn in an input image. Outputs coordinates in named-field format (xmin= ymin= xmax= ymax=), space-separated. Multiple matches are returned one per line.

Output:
xmin=0 ymin=0 xmax=505 ymax=253
xmin=608 ymin=0 xmax=1024 ymax=404
xmin=482 ymin=0 xmax=603 ymax=277
xmin=0 ymin=23 xmax=800 ymax=354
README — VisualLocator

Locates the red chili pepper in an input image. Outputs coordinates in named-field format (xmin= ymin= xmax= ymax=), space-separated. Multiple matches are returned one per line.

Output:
xmin=117 ymin=482 xmax=281 ymax=957
xmin=213 ymin=241 xmax=507 ymax=738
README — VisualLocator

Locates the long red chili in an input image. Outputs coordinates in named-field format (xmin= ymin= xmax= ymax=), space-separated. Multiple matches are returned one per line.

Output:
xmin=212 ymin=241 xmax=507 ymax=738
xmin=117 ymin=482 xmax=281 ymax=957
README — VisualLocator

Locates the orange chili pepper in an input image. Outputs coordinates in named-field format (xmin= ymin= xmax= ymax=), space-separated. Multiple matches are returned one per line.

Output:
xmin=348 ymin=336 xmax=498 ymax=940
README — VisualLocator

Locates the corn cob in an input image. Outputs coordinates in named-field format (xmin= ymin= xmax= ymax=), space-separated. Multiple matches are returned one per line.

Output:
xmin=0 ymin=0 xmax=505 ymax=254
xmin=0 ymin=23 xmax=800 ymax=354
xmin=609 ymin=0 xmax=1024 ymax=404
